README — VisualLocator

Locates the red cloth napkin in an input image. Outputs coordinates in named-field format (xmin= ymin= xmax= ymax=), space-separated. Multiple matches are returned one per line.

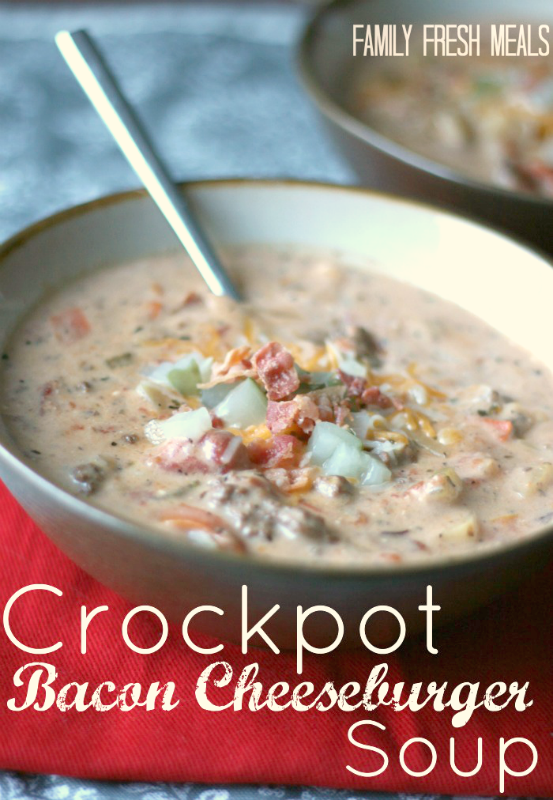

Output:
xmin=0 ymin=482 xmax=551 ymax=796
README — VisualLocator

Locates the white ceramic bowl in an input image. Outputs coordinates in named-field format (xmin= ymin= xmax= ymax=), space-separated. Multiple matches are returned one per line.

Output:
xmin=0 ymin=180 xmax=552 ymax=647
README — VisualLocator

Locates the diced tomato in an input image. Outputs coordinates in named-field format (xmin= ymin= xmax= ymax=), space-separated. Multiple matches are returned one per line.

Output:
xmin=252 ymin=342 xmax=299 ymax=400
xmin=266 ymin=395 xmax=319 ymax=435
xmin=50 ymin=308 xmax=91 ymax=343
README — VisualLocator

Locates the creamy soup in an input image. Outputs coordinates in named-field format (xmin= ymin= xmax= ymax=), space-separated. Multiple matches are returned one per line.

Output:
xmin=351 ymin=49 xmax=553 ymax=196
xmin=2 ymin=246 xmax=553 ymax=565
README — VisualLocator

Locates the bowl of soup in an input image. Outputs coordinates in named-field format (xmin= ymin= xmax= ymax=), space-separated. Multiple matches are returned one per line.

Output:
xmin=298 ymin=0 xmax=553 ymax=252
xmin=0 ymin=179 xmax=552 ymax=647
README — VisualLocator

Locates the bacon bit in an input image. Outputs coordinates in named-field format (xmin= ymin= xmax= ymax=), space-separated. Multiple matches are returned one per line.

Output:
xmin=151 ymin=282 xmax=164 ymax=296
xmin=338 ymin=373 xmax=392 ymax=410
xmin=218 ymin=345 xmax=252 ymax=376
xmin=153 ymin=430 xmax=251 ymax=474
xmin=334 ymin=401 xmax=351 ymax=427
xmin=479 ymin=418 xmax=514 ymax=442
xmin=50 ymin=308 xmax=91 ymax=344
xmin=146 ymin=300 xmax=163 ymax=320
xmin=153 ymin=442 xmax=210 ymax=474
xmin=361 ymin=385 xmax=393 ymax=409
xmin=313 ymin=392 xmax=336 ymax=423
xmin=248 ymin=434 xmax=303 ymax=470
xmin=252 ymin=342 xmax=299 ymax=401
xmin=200 ymin=430 xmax=252 ymax=470
xmin=266 ymin=395 xmax=320 ymax=435
xmin=266 ymin=400 xmax=300 ymax=433
xmin=338 ymin=371 xmax=366 ymax=397
xmin=200 ymin=345 xmax=256 ymax=388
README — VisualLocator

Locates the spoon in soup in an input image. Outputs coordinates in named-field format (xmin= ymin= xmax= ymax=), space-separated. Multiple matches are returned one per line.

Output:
xmin=55 ymin=29 xmax=242 ymax=302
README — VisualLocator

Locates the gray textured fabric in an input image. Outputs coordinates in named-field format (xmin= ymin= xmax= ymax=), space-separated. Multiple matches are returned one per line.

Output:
xmin=0 ymin=1 xmax=354 ymax=244
xmin=0 ymin=3 xmax=538 ymax=799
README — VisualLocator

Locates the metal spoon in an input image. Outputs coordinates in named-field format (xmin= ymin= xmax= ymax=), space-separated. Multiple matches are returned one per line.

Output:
xmin=55 ymin=29 xmax=242 ymax=302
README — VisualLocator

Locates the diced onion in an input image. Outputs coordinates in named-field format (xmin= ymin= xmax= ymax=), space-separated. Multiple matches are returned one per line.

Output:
xmin=350 ymin=411 xmax=387 ymax=440
xmin=360 ymin=455 xmax=392 ymax=485
xmin=201 ymin=383 xmax=234 ymax=409
xmin=167 ymin=362 xmax=202 ymax=395
xmin=307 ymin=421 xmax=362 ymax=466
xmin=321 ymin=441 xmax=391 ymax=485
xmin=136 ymin=380 xmax=177 ymax=409
xmin=145 ymin=407 xmax=212 ymax=444
xmin=213 ymin=378 xmax=267 ymax=428
xmin=322 ymin=442 xmax=364 ymax=479
xmin=350 ymin=411 xmax=371 ymax=439
xmin=145 ymin=352 xmax=213 ymax=392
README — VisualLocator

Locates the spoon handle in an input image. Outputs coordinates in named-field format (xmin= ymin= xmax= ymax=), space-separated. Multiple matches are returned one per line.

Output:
xmin=55 ymin=29 xmax=242 ymax=301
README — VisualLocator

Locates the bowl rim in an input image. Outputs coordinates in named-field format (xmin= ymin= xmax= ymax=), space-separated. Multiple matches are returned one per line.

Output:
xmin=297 ymin=0 xmax=553 ymax=209
xmin=1 ymin=176 xmax=552 ymax=582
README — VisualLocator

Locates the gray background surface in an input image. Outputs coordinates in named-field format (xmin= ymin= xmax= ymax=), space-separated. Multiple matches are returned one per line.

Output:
xmin=0 ymin=1 xmax=353 ymax=244
xmin=0 ymin=3 xmax=541 ymax=798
